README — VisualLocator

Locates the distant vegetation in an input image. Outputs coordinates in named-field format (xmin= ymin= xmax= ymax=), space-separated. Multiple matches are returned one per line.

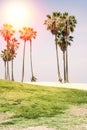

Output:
xmin=44 ymin=12 xmax=77 ymax=83
xmin=0 ymin=12 xmax=77 ymax=82
xmin=0 ymin=24 xmax=37 ymax=82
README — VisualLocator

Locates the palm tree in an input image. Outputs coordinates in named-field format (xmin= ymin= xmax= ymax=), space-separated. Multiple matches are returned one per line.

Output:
xmin=57 ymin=31 xmax=73 ymax=82
xmin=1 ymin=49 xmax=7 ymax=79
xmin=62 ymin=13 xmax=77 ymax=82
xmin=8 ymin=38 xmax=20 ymax=81
xmin=44 ymin=12 xmax=62 ymax=82
xmin=28 ymin=28 xmax=37 ymax=82
xmin=1 ymin=49 xmax=12 ymax=80
xmin=19 ymin=28 xmax=26 ymax=82
xmin=0 ymin=24 xmax=15 ymax=80
xmin=19 ymin=27 xmax=37 ymax=82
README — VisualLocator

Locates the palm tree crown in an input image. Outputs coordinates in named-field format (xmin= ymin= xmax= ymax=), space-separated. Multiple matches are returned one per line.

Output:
xmin=0 ymin=24 xmax=15 ymax=43
xmin=8 ymin=38 xmax=20 ymax=59
xmin=19 ymin=27 xmax=37 ymax=42
xmin=44 ymin=12 xmax=62 ymax=35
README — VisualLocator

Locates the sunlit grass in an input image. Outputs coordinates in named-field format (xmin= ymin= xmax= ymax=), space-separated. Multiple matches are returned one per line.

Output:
xmin=0 ymin=79 xmax=87 ymax=129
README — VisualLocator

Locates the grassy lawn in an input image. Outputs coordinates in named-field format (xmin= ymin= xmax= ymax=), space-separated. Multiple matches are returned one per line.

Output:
xmin=0 ymin=79 xmax=87 ymax=130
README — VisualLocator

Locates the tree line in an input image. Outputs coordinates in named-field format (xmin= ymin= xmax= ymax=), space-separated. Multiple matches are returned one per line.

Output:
xmin=0 ymin=12 xmax=77 ymax=83
xmin=44 ymin=12 xmax=77 ymax=83
xmin=0 ymin=24 xmax=37 ymax=82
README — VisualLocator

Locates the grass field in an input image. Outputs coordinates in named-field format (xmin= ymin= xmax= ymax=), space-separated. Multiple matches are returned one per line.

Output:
xmin=0 ymin=79 xmax=87 ymax=130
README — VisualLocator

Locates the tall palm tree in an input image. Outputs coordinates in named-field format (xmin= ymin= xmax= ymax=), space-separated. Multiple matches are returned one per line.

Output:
xmin=44 ymin=12 xmax=62 ymax=82
xmin=0 ymin=24 xmax=15 ymax=80
xmin=62 ymin=13 xmax=77 ymax=82
xmin=8 ymin=38 xmax=20 ymax=81
xmin=57 ymin=31 xmax=73 ymax=82
xmin=1 ymin=49 xmax=7 ymax=79
xmin=19 ymin=27 xmax=37 ymax=82
xmin=1 ymin=49 xmax=12 ymax=80
xmin=19 ymin=28 xmax=27 ymax=82
xmin=28 ymin=28 xmax=37 ymax=82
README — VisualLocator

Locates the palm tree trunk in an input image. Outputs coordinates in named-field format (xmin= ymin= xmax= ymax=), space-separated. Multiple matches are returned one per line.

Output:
xmin=30 ymin=40 xmax=34 ymax=81
xmin=65 ymin=21 xmax=69 ymax=83
xmin=55 ymin=35 xmax=62 ymax=82
xmin=63 ymin=51 xmax=66 ymax=82
xmin=6 ymin=41 xmax=10 ymax=80
xmin=21 ymin=41 xmax=26 ymax=82
xmin=66 ymin=46 xmax=69 ymax=82
xmin=11 ymin=59 xmax=14 ymax=81
xmin=7 ymin=61 xmax=10 ymax=80
xmin=4 ymin=61 xmax=7 ymax=80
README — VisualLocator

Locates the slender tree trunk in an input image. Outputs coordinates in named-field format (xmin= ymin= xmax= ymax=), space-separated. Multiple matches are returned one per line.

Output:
xmin=55 ymin=35 xmax=62 ymax=82
xmin=11 ymin=59 xmax=14 ymax=81
xmin=66 ymin=46 xmax=69 ymax=82
xmin=6 ymin=41 xmax=10 ymax=80
xmin=4 ymin=61 xmax=7 ymax=80
xmin=7 ymin=61 xmax=10 ymax=80
xmin=30 ymin=40 xmax=34 ymax=81
xmin=65 ymin=21 xmax=69 ymax=83
xmin=21 ymin=41 xmax=26 ymax=82
xmin=63 ymin=51 xmax=66 ymax=82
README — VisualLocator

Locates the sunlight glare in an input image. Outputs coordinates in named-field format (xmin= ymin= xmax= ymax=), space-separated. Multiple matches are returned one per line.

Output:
xmin=5 ymin=1 xmax=32 ymax=29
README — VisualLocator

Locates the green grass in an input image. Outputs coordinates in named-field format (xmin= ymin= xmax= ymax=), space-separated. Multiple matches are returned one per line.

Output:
xmin=0 ymin=79 xmax=87 ymax=130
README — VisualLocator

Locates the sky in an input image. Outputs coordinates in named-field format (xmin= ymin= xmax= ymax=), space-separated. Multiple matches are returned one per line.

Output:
xmin=0 ymin=0 xmax=87 ymax=83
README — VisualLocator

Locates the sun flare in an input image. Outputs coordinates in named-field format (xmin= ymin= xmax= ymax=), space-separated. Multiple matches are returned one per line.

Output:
xmin=4 ymin=1 xmax=32 ymax=29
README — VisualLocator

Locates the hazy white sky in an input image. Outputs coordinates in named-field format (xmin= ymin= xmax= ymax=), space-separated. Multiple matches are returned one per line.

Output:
xmin=0 ymin=0 xmax=87 ymax=83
